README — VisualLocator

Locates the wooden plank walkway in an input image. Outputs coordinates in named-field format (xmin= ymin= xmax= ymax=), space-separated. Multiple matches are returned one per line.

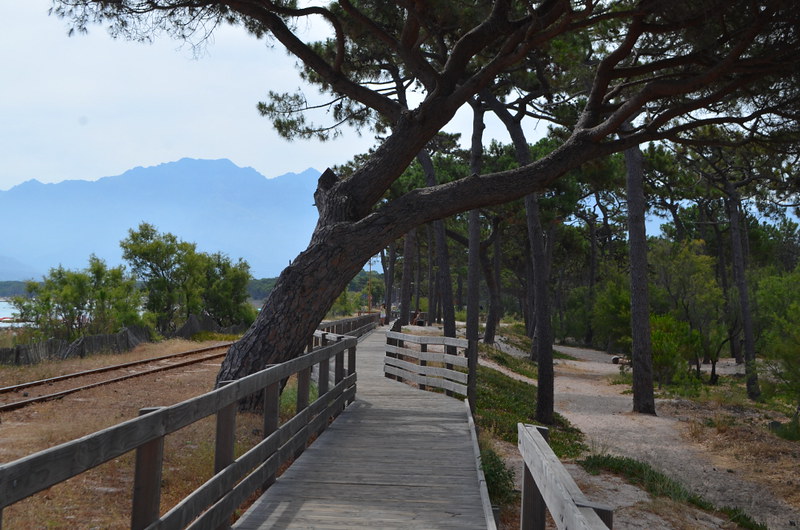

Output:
xmin=233 ymin=326 xmax=490 ymax=529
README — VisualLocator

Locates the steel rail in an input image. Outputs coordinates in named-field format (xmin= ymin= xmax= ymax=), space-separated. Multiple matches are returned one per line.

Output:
xmin=0 ymin=344 xmax=232 ymax=413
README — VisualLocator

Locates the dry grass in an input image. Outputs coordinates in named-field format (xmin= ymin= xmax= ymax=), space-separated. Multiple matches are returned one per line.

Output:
xmin=666 ymin=399 xmax=800 ymax=508
xmin=0 ymin=339 xmax=229 ymax=387
xmin=0 ymin=339 xmax=267 ymax=528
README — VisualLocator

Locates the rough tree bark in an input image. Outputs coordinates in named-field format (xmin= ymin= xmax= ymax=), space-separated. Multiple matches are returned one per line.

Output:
xmin=418 ymin=150 xmax=457 ymax=339
xmin=623 ymin=133 xmax=657 ymax=415
xmin=182 ymin=0 xmax=798 ymax=391
xmin=725 ymin=182 xmax=761 ymax=399
xmin=466 ymin=98 xmax=485 ymax=413
xmin=399 ymin=229 xmax=416 ymax=327
xmin=484 ymin=92 xmax=555 ymax=424
xmin=483 ymin=217 xmax=504 ymax=344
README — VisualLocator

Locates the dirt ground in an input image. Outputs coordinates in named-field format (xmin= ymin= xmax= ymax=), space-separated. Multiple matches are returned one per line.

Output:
xmin=486 ymin=337 xmax=800 ymax=529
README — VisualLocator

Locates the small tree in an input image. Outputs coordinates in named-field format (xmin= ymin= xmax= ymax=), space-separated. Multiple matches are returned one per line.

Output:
xmin=650 ymin=314 xmax=700 ymax=389
xmin=11 ymin=257 xmax=143 ymax=341
xmin=757 ymin=266 xmax=800 ymax=419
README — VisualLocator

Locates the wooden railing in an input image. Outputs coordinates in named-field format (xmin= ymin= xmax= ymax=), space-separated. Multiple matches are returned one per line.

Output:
xmin=317 ymin=313 xmax=380 ymax=338
xmin=0 ymin=329 xmax=360 ymax=530
xmin=518 ymin=423 xmax=613 ymax=530
xmin=384 ymin=331 xmax=469 ymax=396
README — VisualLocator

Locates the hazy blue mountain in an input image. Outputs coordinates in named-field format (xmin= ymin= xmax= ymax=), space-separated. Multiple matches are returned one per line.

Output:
xmin=0 ymin=158 xmax=320 ymax=280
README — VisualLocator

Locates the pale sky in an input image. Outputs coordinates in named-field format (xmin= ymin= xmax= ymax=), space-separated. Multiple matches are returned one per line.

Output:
xmin=0 ymin=1 xmax=379 ymax=190
xmin=0 ymin=2 xmax=516 ymax=192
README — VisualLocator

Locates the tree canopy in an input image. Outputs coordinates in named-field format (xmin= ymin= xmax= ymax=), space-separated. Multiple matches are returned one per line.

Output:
xmin=50 ymin=0 xmax=800 ymax=400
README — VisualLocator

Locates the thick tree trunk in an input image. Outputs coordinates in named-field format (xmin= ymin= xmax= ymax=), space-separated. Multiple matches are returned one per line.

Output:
xmin=216 ymin=239 xmax=367 ymax=384
xmin=624 ymin=136 xmax=656 ymax=415
xmin=725 ymin=183 xmax=760 ymax=399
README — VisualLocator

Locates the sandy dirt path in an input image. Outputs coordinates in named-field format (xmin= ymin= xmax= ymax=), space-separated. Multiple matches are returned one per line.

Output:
xmin=485 ymin=339 xmax=800 ymax=529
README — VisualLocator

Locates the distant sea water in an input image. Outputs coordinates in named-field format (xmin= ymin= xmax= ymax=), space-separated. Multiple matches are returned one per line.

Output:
xmin=0 ymin=299 xmax=17 ymax=327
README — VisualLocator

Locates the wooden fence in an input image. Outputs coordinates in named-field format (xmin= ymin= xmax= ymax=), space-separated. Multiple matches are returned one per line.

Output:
xmin=0 ymin=329 xmax=359 ymax=530
xmin=384 ymin=331 xmax=469 ymax=396
xmin=518 ymin=423 xmax=613 ymax=530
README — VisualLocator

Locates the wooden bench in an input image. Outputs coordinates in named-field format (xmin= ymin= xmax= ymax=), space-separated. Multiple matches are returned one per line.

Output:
xmin=518 ymin=423 xmax=613 ymax=530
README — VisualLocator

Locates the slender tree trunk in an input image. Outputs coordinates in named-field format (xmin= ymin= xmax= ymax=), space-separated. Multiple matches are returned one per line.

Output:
xmin=418 ymin=150 xmax=456 ymax=338
xmin=710 ymin=212 xmax=742 ymax=363
xmin=624 ymin=135 xmax=656 ymax=415
xmin=725 ymin=182 xmax=760 ymax=399
xmin=526 ymin=194 xmax=555 ymax=424
xmin=585 ymin=212 xmax=598 ymax=345
xmin=482 ymin=219 xmax=503 ymax=344
xmin=483 ymin=92 xmax=555 ymax=423
xmin=466 ymin=99 xmax=485 ymax=412
xmin=427 ymin=224 xmax=434 ymax=317
xmin=399 ymin=229 xmax=416 ymax=327
xmin=467 ymin=208 xmax=481 ymax=412
xmin=383 ymin=241 xmax=396 ymax=323
xmin=414 ymin=234 xmax=422 ymax=313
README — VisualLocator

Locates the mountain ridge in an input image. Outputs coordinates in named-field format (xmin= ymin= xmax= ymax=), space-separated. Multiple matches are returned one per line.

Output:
xmin=0 ymin=158 xmax=321 ymax=280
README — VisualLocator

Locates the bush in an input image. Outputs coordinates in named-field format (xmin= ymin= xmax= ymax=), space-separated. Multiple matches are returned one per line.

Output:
xmin=480 ymin=447 xmax=518 ymax=506
xmin=650 ymin=314 xmax=698 ymax=388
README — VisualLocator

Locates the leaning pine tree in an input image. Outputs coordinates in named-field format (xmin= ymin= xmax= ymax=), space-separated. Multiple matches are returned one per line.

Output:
xmin=54 ymin=1 xmax=800 ymax=415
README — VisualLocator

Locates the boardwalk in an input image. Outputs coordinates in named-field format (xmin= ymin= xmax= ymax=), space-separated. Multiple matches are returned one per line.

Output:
xmin=233 ymin=327 xmax=491 ymax=529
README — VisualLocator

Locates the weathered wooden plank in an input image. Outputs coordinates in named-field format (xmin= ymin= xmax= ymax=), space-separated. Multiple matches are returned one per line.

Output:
xmin=383 ymin=364 xmax=469 ymax=395
xmin=0 ymin=338 xmax=357 ymax=509
xmin=233 ymin=329 xmax=488 ymax=529
xmin=384 ymin=355 xmax=469 ymax=383
xmin=518 ymin=424 xmax=609 ymax=530
xmin=386 ymin=330 xmax=468 ymax=349
xmin=385 ymin=343 xmax=469 ymax=367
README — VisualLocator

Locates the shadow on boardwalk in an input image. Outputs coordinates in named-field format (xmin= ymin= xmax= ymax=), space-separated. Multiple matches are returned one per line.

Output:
xmin=233 ymin=327 xmax=489 ymax=529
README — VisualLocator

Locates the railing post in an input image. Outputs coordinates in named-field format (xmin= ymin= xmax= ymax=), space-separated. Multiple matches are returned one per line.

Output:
xmin=318 ymin=357 xmax=330 ymax=397
xmin=445 ymin=346 xmax=454 ymax=397
xmin=131 ymin=407 xmax=165 ymax=530
xmin=419 ymin=343 xmax=428 ymax=391
xmin=262 ymin=381 xmax=280 ymax=489
xmin=347 ymin=342 xmax=357 ymax=405
xmin=520 ymin=426 xmax=549 ymax=530
xmin=213 ymin=382 xmax=236 ymax=530
xmin=214 ymin=382 xmax=236 ymax=474
xmin=297 ymin=367 xmax=311 ymax=413
xmin=294 ymin=366 xmax=311 ymax=458
xmin=335 ymin=345 xmax=345 ymax=386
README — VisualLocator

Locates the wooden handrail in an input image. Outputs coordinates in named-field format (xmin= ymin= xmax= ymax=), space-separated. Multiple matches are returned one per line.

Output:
xmin=384 ymin=331 xmax=470 ymax=397
xmin=518 ymin=423 xmax=613 ymax=530
xmin=0 ymin=328 xmax=360 ymax=529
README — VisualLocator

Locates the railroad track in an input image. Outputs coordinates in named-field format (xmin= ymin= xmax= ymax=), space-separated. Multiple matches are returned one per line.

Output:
xmin=0 ymin=343 xmax=233 ymax=412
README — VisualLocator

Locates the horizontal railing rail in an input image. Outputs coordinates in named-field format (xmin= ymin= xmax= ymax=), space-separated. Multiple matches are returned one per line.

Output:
xmin=384 ymin=331 xmax=469 ymax=397
xmin=0 ymin=324 xmax=361 ymax=529
xmin=317 ymin=313 xmax=380 ymax=339
xmin=518 ymin=423 xmax=613 ymax=530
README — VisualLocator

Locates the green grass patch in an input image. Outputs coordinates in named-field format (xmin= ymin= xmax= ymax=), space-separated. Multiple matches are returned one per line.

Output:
xmin=475 ymin=364 xmax=585 ymax=459
xmin=771 ymin=418 xmax=800 ymax=441
xmin=481 ymin=343 xmax=538 ymax=379
xmin=279 ymin=377 xmax=319 ymax=421
xmin=480 ymin=446 xmax=519 ymax=506
xmin=191 ymin=331 xmax=242 ymax=342
xmin=580 ymin=454 xmax=767 ymax=530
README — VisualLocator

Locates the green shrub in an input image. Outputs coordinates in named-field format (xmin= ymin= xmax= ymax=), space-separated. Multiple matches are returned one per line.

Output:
xmin=480 ymin=447 xmax=518 ymax=506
